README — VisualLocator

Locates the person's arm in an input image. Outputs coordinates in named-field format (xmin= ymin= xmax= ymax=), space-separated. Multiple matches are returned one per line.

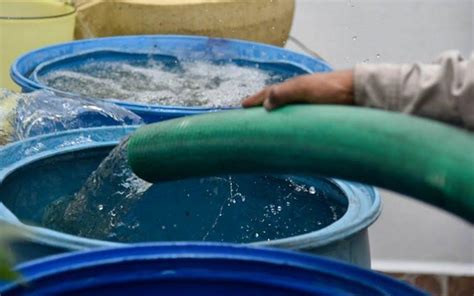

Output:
xmin=355 ymin=51 xmax=474 ymax=130
xmin=242 ymin=51 xmax=474 ymax=130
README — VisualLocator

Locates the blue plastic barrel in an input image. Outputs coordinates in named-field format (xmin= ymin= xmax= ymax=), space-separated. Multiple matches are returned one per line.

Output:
xmin=11 ymin=35 xmax=331 ymax=122
xmin=0 ymin=127 xmax=381 ymax=267
xmin=0 ymin=243 xmax=425 ymax=295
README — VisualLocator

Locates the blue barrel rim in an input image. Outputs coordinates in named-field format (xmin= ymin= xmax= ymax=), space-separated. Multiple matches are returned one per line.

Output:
xmin=25 ymin=47 xmax=240 ymax=113
xmin=1 ymin=243 xmax=425 ymax=295
xmin=29 ymin=48 xmax=314 ymax=112
xmin=0 ymin=126 xmax=381 ymax=251
xmin=10 ymin=34 xmax=332 ymax=113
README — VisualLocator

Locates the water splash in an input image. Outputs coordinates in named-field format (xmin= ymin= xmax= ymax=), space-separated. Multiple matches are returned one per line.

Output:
xmin=41 ymin=141 xmax=347 ymax=243
xmin=39 ymin=60 xmax=287 ymax=108
xmin=43 ymin=137 xmax=152 ymax=239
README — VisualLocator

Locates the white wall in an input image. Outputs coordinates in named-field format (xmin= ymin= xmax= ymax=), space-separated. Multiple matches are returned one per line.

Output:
xmin=287 ymin=0 xmax=473 ymax=275
xmin=289 ymin=0 xmax=472 ymax=67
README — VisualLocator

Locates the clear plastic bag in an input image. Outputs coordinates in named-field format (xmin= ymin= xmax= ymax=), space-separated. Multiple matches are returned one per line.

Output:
xmin=0 ymin=89 xmax=143 ymax=145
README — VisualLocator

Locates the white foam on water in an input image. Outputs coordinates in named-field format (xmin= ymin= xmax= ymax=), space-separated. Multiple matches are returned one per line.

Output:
xmin=40 ymin=61 xmax=279 ymax=107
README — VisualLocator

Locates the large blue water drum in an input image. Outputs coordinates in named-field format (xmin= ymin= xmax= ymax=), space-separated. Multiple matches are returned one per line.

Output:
xmin=0 ymin=127 xmax=380 ymax=267
xmin=11 ymin=35 xmax=331 ymax=122
xmin=0 ymin=243 xmax=426 ymax=295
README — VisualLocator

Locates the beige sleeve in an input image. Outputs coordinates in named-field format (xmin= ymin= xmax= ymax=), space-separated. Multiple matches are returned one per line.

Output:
xmin=354 ymin=51 xmax=474 ymax=130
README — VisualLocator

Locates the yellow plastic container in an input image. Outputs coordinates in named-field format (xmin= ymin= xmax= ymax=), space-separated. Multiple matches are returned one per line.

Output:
xmin=0 ymin=0 xmax=76 ymax=90
xmin=74 ymin=0 xmax=294 ymax=46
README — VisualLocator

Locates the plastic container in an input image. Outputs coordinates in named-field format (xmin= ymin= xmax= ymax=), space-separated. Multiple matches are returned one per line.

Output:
xmin=0 ymin=127 xmax=381 ymax=267
xmin=0 ymin=89 xmax=143 ymax=145
xmin=73 ymin=0 xmax=295 ymax=46
xmin=0 ymin=243 xmax=425 ymax=295
xmin=11 ymin=35 xmax=332 ymax=122
xmin=0 ymin=0 xmax=76 ymax=90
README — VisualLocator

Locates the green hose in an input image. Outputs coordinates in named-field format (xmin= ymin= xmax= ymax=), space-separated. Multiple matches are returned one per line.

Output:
xmin=128 ymin=105 xmax=474 ymax=223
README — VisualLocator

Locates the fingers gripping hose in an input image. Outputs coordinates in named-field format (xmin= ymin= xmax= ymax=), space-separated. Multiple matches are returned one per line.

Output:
xmin=128 ymin=106 xmax=474 ymax=223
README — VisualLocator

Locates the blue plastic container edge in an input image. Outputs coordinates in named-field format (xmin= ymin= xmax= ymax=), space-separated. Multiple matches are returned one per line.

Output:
xmin=1 ymin=243 xmax=426 ymax=295
xmin=10 ymin=35 xmax=332 ymax=116
xmin=29 ymin=47 xmax=317 ymax=104
xmin=0 ymin=127 xmax=381 ymax=252
xmin=11 ymin=35 xmax=332 ymax=84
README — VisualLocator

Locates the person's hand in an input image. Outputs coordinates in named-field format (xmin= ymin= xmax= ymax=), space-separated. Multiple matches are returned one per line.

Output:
xmin=242 ymin=70 xmax=355 ymax=110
